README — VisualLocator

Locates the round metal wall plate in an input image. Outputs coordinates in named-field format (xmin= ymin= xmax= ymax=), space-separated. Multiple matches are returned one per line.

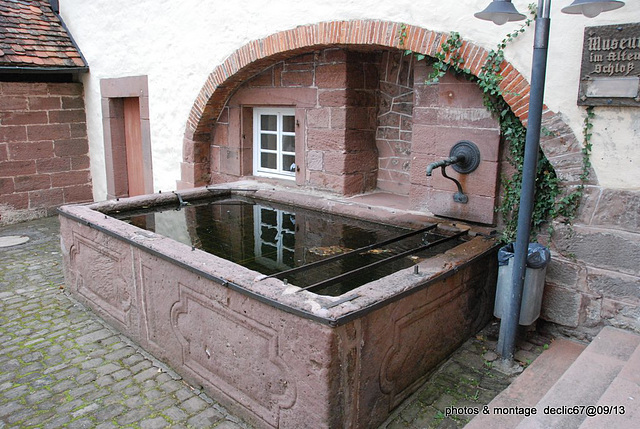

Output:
xmin=450 ymin=140 xmax=481 ymax=174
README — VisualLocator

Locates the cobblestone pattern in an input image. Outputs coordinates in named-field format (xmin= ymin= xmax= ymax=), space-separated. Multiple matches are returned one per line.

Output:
xmin=1 ymin=216 xmax=548 ymax=429
xmin=0 ymin=217 xmax=249 ymax=429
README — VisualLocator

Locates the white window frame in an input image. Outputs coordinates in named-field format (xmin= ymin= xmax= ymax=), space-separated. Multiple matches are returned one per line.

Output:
xmin=253 ymin=107 xmax=296 ymax=180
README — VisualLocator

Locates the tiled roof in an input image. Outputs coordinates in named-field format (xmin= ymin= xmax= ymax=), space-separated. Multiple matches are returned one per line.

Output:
xmin=0 ymin=0 xmax=87 ymax=70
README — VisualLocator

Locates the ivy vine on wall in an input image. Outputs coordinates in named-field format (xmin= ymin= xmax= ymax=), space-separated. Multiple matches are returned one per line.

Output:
xmin=400 ymin=6 xmax=592 ymax=242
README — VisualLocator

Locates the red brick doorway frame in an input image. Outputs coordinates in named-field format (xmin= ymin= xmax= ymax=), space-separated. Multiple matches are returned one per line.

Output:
xmin=179 ymin=20 xmax=589 ymax=191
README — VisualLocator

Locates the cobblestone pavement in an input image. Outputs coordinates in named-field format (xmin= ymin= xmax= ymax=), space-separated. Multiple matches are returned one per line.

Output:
xmin=1 ymin=216 xmax=548 ymax=428
xmin=0 ymin=217 xmax=250 ymax=429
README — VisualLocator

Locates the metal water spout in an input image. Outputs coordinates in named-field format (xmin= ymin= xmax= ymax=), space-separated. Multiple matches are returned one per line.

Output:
xmin=425 ymin=140 xmax=481 ymax=203
xmin=426 ymin=155 xmax=464 ymax=176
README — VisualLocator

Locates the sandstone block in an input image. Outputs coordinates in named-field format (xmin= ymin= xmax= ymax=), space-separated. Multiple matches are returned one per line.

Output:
xmin=281 ymin=70 xmax=313 ymax=87
xmin=552 ymin=225 xmax=640 ymax=277
xmin=316 ymin=63 xmax=348 ymax=88
xmin=0 ymin=160 xmax=36 ymax=177
xmin=307 ymin=151 xmax=323 ymax=171
xmin=53 ymin=138 xmax=89 ymax=157
xmin=61 ymin=96 xmax=84 ymax=110
xmin=591 ymin=188 xmax=640 ymax=232
xmin=63 ymin=184 xmax=93 ymax=204
xmin=540 ymin=284 xmax=584 ymax=328
xmin=424 ymin=188 xmax=496 ymax=225
xmin=545 ymin=257 xmax=583 ymax=290
xmin=0 ymin=177 xmax=14 ymax=195
xmin=411 ymin=124 xmax=500 ymax=162
xmin=37 ymin=157 xmax=72 ymax=174
xmin=1 ymin=111 xmax=48 ymax=126
xmin=438 ymin=82 xmax=485 ymax=108
xmin=601 ymin=299 xmax=640 ymax=332
xmin=48 ymin=109 xmax=86 ymax=124
xmin=27 ymin=124 xmax=70 ymax=141
xmin=9 ymin=141 xmax=54 ymax=161
xmin=71 ymin=155 xmax=90 ymax=170
xmin=28 ymin=187 xmax=64 ymax=209
xmin=14 ymin=174 xmax=51 ymax=192
xmin=0 ymin=125 xmax=27 ymax=142
xmin=0 ymin=96 xmax=28 ymax=110
xmin=307 ymin=128 xmax=346 ymax=151
xmin=306 ymin=108 xmax=330 ymax=129
xmin=586 ymin=268 xmax=640 ymax=304
xmin=51 ymin=171 xmax=91 ymax=188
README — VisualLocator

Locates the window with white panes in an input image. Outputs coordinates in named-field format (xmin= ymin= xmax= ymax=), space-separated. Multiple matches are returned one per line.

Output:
xmin=253 ymin=108 xmax=296 ymax=179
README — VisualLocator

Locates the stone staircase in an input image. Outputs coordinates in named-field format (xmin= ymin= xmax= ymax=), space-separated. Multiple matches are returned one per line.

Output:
xmin=466 ymin=326 xmax=640 ymax=429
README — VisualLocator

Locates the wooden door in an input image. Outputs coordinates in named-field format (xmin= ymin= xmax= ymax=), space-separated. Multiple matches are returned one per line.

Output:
xmin=123 ymin=97 xmax=145 ymax=196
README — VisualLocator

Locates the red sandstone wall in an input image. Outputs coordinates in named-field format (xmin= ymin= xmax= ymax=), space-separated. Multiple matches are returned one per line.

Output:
xmin=209 ymin=49 xmax=380 ymax=196
xmin=409 ymin=62 xmax=501 ymax=224
xmin=0 ymin=82 xmax=92 ymax=224
xmin=376 ymin=51 xmax=415 ymax=196
xmin=208 ymin=47 xmax=501 ymax=225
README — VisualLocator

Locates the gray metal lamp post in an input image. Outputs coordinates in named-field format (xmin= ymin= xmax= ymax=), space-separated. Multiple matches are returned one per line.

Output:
xmin=474 ymin=0 xmax=625 ymax=363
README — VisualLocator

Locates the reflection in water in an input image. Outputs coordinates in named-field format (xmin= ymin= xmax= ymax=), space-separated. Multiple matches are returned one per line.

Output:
xmin=254 ymin=206 xmax=296 ymax=271
xmin=117 ymin=197 xmax=461 ymax=296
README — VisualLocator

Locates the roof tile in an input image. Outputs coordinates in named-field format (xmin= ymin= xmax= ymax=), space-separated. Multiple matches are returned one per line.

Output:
xmin=0 ymin=0 xmax=87 ymax=70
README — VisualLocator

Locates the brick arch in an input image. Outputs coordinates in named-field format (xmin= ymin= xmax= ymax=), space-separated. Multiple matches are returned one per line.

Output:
xmin=179 ymin=20 xmax=588 ymax=190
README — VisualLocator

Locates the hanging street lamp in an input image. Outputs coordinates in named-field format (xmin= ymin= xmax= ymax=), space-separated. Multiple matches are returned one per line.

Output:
xmin=561 ymin=0 xmax=625 ymax=18
xmin=475 ymin=0 xmax=527 ymax=25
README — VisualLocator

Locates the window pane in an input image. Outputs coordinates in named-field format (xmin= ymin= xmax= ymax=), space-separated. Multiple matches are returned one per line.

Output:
xmin=282 ymin=115 xmax=295 ymax=132
xmin=282 ymin=135 xmax=295 ymax=153
xmin=260 ymin=114 xmax=277 ymax=131
xmin=283 ymin=249 xmax=295 ymax=267
xmin=282 ymin=213 xmax=295 ymax=231
xmin=261 ymin=134 xmax=277 ymax=150
xmin=261 ymin=244 xmax=278 ymax=261
xmin=261 ymin=153 xmax=277 ymax=170
xmin=282 ymin=155 xmax=295 ymax=172
xmin=261 ymin=226 xmax=277 ymax=243
xmin=282 ymin=232 xmax=295 ymax=248
xmin=261 ymin=208 xmax=277 ymax=225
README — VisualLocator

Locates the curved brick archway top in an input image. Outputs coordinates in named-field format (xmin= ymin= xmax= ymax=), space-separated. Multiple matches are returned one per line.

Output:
xmin=180 ymin=20 xmax=587 ymax=190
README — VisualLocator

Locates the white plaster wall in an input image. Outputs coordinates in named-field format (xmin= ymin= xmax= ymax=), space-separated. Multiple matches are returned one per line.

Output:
xmin=59 ymin=0 xmax=640 ymax=201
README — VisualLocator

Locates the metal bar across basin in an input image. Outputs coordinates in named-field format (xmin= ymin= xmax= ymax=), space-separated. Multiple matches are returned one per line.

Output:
xmin=266 ymin=224 xmax=438 ymax=281
xmin=297 ymin=229 xmax=469 ymax=293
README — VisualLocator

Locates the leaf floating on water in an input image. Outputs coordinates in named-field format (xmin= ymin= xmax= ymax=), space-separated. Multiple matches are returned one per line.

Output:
xmin=308 ymin=246 xmax=352 ymax=256
xmin=362 ymin=248 xmax=393 ymax=255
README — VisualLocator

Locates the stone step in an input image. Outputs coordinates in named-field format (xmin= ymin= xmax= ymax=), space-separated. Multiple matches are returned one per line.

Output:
xmin=465 ymin=337 xmax=585 ymax=429
xmin=578 ymin=332 xmax=640 ymax=429
xmin=517 ymin=326 xmax=640 ymax=429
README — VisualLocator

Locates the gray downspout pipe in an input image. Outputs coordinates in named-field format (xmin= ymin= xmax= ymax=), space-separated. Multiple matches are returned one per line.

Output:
xmin=497 ymin=0 xmax=551 ymax=361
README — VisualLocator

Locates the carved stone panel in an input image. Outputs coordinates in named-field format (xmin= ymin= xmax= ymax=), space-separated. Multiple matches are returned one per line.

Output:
xmin=70 ymin=232 xmax=133 ymax=328
xmin=170 ymin=284 xmax=296 ymax=427
xmin=379 ymin=280 xmax=467 ymax=408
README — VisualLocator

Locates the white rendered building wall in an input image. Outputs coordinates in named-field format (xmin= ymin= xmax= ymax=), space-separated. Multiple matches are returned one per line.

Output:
xmin=59 ymin=0 xmax=640 ymax=200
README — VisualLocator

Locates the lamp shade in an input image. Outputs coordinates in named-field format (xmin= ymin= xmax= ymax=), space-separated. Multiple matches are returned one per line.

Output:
xmin=561 ymin=0 xmax=625 ymax=18
xmin=474 ymin=0 xmax=526 ymax=25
